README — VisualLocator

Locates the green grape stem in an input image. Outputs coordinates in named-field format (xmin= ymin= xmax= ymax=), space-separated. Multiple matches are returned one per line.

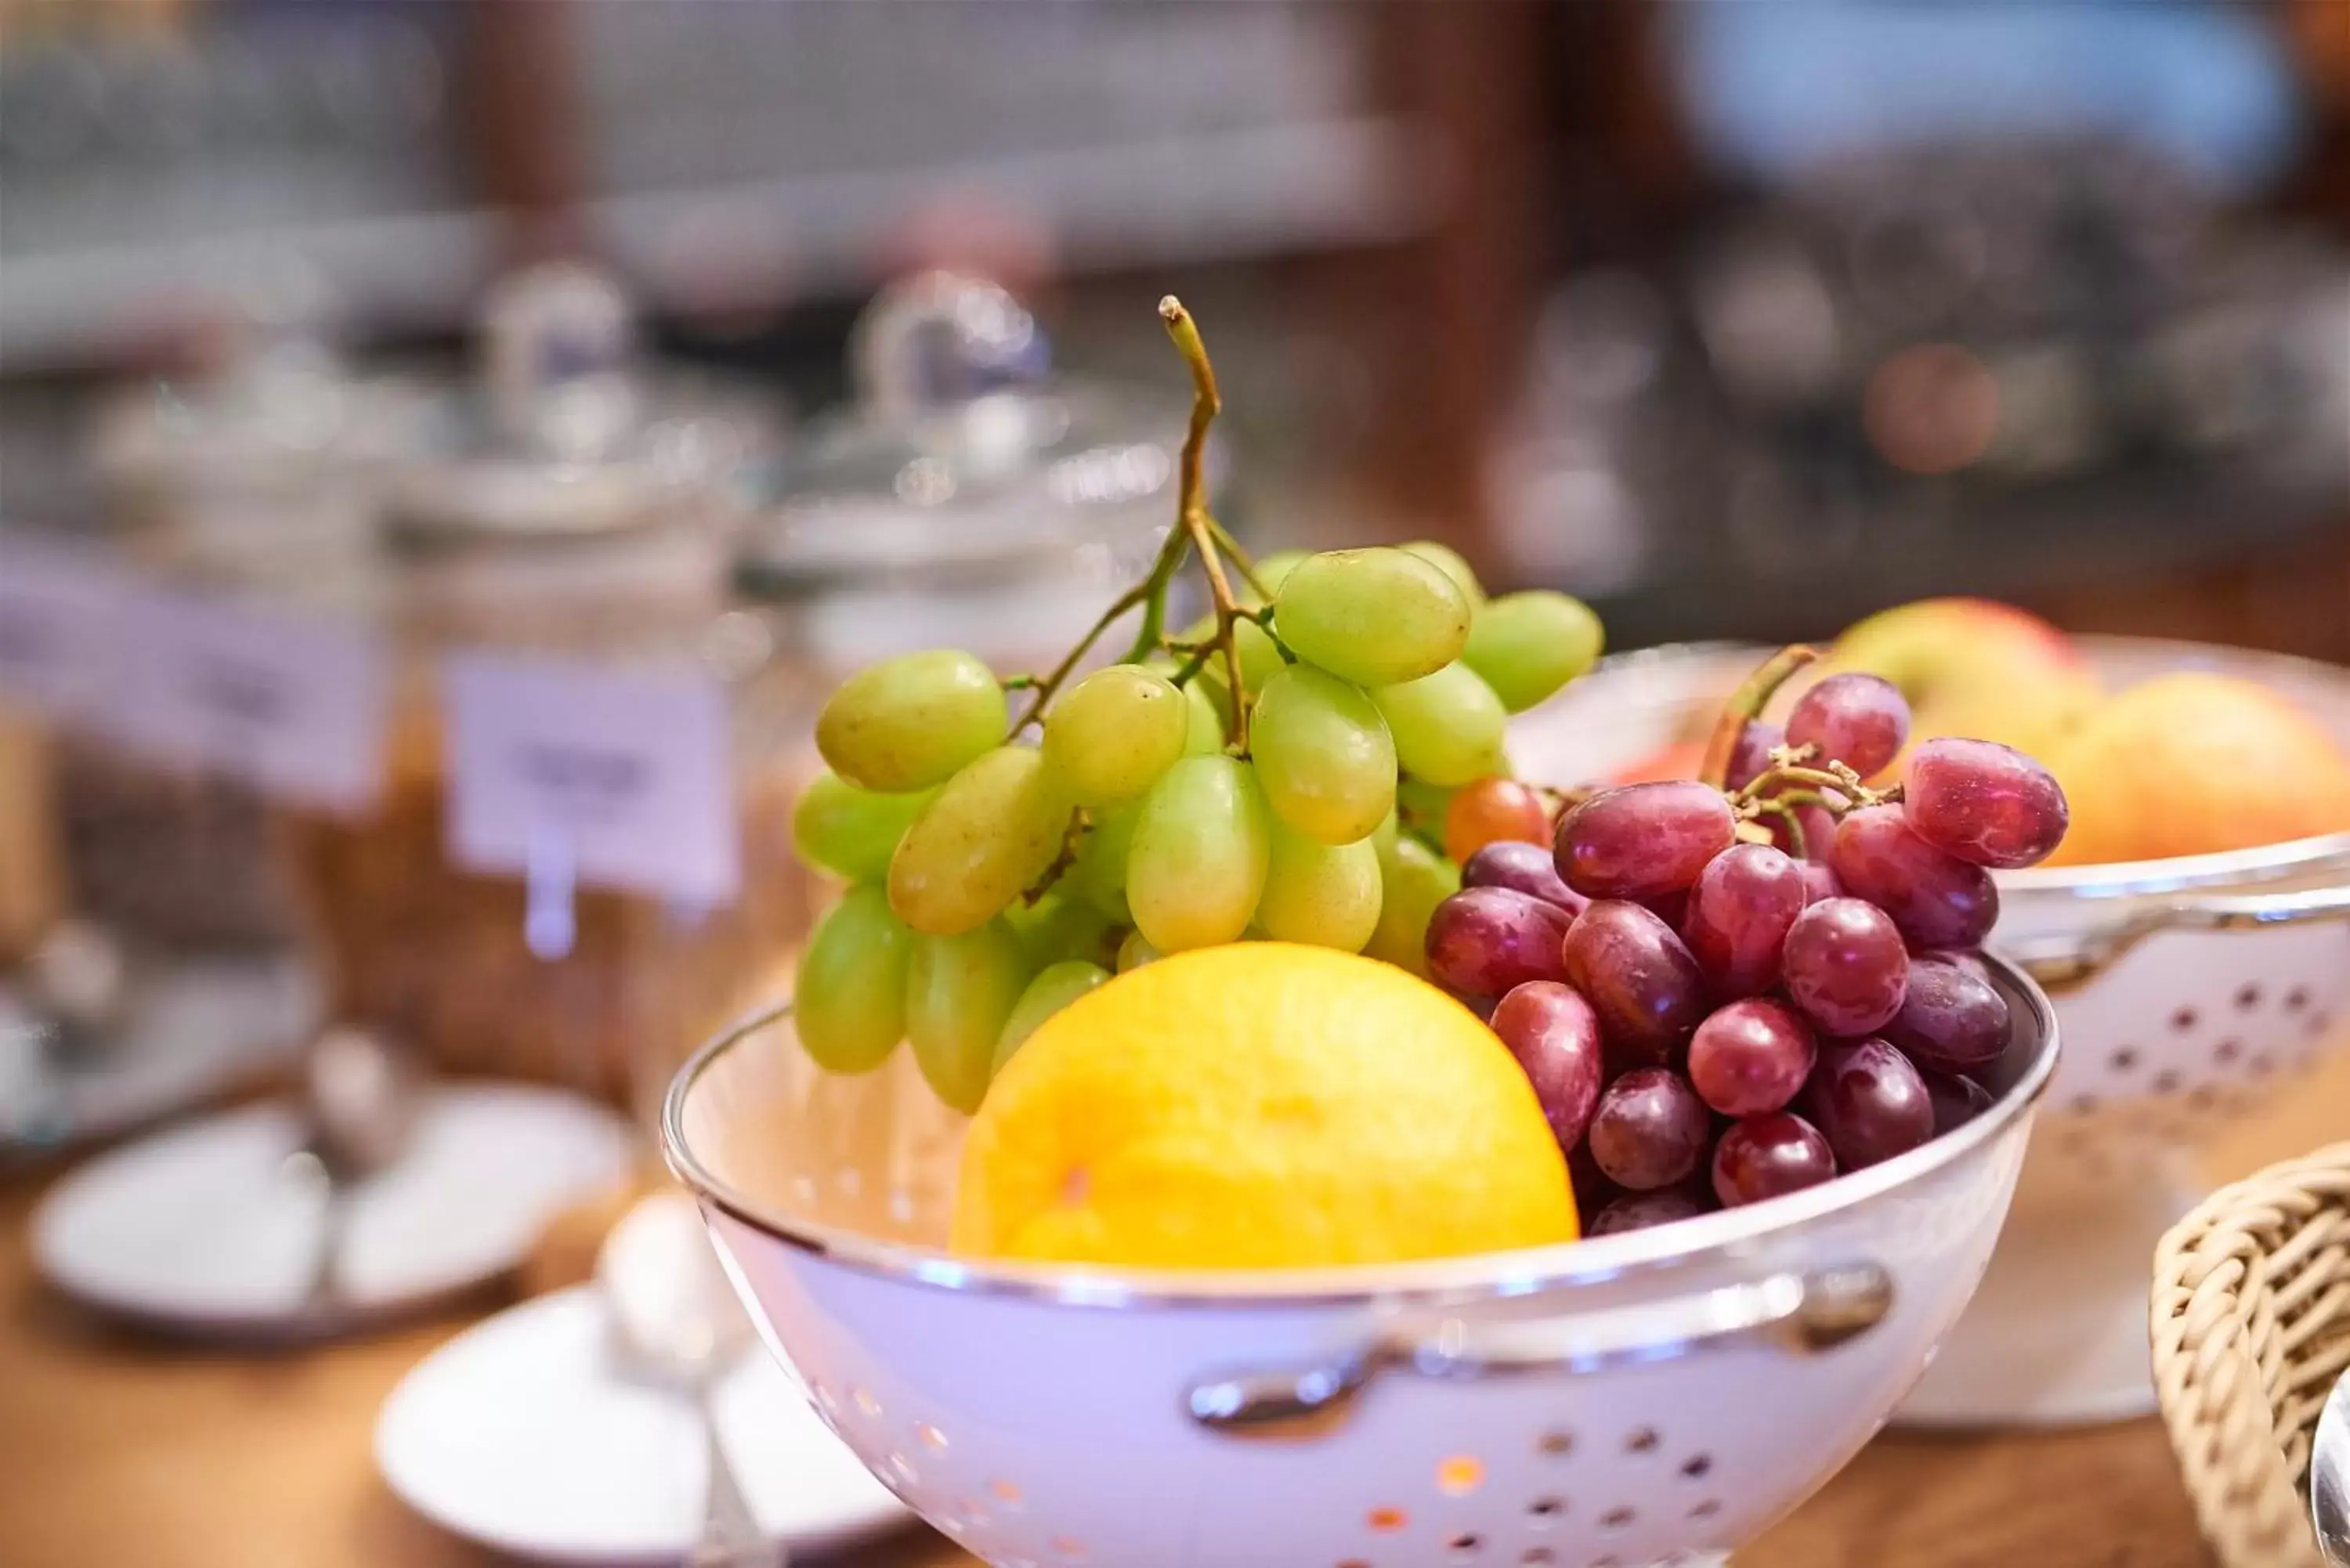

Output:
xmin=1007 ymin=298 xmax=1264 ymax=755
xmin=1739 ymin=795 xmax=1811 ymax=858
xmin=1021 ymin=811 xmax=1090 ymax=905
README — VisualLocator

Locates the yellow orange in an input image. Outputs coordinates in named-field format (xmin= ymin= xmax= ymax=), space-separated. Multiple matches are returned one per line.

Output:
xmin=953 ymin=943 xmax=1578 ymax=1270
xmin=2043 ymin=672 xmax=2350 ymax=866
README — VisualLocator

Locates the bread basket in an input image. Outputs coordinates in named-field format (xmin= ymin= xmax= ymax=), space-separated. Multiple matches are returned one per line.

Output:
xmin=2151 ymin=1142 xmax=2350 ymax=1568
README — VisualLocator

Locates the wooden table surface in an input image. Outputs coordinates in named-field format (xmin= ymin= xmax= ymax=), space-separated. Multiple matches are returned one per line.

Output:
xmin=5 ymin=1056 xmax=2343 ymax=1568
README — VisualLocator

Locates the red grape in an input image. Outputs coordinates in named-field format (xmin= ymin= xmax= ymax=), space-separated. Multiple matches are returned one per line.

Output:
xmin=1588 ymin=1188 xmax=1708 ymax=1236
xmin=1830 ymin=805 xmax=1998 ymax=949
xmin=1787 ymin=673 xmax=1911 ymax=778
xmin=1683 ymin=843 xmax=1808 ymax=996
xmin=1560 ymin=901 xmax=1710 ymax=1064
xmin=1587 ymin=1068 xmax=1712 ymax=1190
xmin=1804 ymin=1038 xmax=1933 ymax=1169
xmin=1556 ymin=782 xmax=1736 ymax=901
xmin=1424 ymin=887 xmax=1574 ymax=997
xmin=1488 ymin=981 xmax=1605 ymax=1150
xmin=1712 ymin=1112 xmax=1836 ymax=1207
xmin=1882 ymin=956 xmax=2011 ymax=1075
xmin=1800 ymin=859 xmax=1844 ymax=903
xmin=1903 ymin=737 xmax=2070 ymax=869
xmin=1445 ymin=778 xmax=1555 ymax=865
xmin=1725 ymin=720 xmax=1786 ymax=791
xmin=1922 ymin=1069 xmax=1996 ymax=1135
xmin=1781 ymin=897 xmax=1910 ymax=1035
xmin=1688 ymin=997 xmax=1817 ymax=1117
xmin=1462 ymin=839 xmax=1588 ymax=916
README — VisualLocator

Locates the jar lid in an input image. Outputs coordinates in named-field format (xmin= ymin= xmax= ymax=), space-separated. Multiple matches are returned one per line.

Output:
xmin=89 ymin=260 xmax=440 ymax=499
xmin=731 ymin=271 xmax=1185 ymax=602
xmin=389 ymin=262 xmax=775 ymax=547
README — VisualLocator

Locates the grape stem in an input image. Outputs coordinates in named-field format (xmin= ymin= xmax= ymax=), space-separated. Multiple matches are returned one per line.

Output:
xmin=1698 ymin=645 xmax=1820 ymax=789
xmin=1021 ymin=812 xmax=1089 ymax=905
xmin=1159 ymin=296 xmax=1254 ymax=751
xmin=1740 ymin=797 xmax=1810 ymax=858
xmin=1007 ymin=297 xmax=1260 ymax=753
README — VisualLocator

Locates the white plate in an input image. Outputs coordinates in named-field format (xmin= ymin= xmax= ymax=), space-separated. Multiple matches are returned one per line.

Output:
xmin=31 ymin=1083 xmax=632 ymax=1335
xmin=0 ymin=951 xmax=316 ymax=1158
xmin=377 ymin=1285 xmax=908 ymax=1565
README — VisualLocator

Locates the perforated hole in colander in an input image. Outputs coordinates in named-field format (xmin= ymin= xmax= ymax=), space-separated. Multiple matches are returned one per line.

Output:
xmin=2171 ymin=1006 xmax=2198 ymax=1033
xmin=1048 ymin=1535 xmax=1088 ymax=1559
xmin=2110 ymin=1047 xmax=2138 ymax=1074
xmin=1447 ymin=1531 xmax=1484 ymax=1559
xmin=1521 ymin=1551 xmax=1556 ymax=1566
xmin=1527 ymin=1496 xmax=1566 ymax=1524
xmin=1368 ymin=1506 xmax=1409 ymax=1534
xmin=1679 ymin=1452 xmax=1713 ymax=1479
xmin=1625 ymin=1426 xmax=1660 ymax=1454
xmin=1687 ymin=1498 xmax=1723 ymax=1519
xmin=988 ymin=1478 xmax=1025 ymax=1511
xmin=1437 ymin=1455 xmax=1486 ymax=1496
xmin=2236 ymin=983 xmax=2263 ymax=1011
xmin=2152 ymin=1069 xmax=2181 ymax=1094
xmin=1537 ymin=1429 xmax=1574 ymax=1457
xmin=915 ymin=1422 xmax=948 ymax=1451
xmin=1600 ymin=1505 xmax=1636 ymax=1530
xmin=2286 ymin=985 xmax=2312 ymax=1013
xmin=2217 ymin=1037 xmax=2243 ymax=1064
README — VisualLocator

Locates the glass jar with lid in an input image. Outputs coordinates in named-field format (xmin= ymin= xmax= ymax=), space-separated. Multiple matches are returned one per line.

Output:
xmin=63 ymin=269 xmax=442 ymax=952
xmin=277 ymin=262 xmax=794 ymax=1122
xmin=733 ymin=266 xmax=1194 ymax=740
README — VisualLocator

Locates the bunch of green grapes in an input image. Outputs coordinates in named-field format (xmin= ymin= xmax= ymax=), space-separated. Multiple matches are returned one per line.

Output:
xmin=790 ymin=539 xmax=1602 ymax=1112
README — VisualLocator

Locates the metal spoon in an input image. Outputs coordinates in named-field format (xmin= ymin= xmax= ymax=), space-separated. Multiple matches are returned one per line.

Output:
xmin=2315 ymin=1367 xmax=2350 ymax=1566
xmin=279 ymin=1024 xmax=425 ymax=1316
xmin=596 ymin=1193 xmax=780 ymax=1568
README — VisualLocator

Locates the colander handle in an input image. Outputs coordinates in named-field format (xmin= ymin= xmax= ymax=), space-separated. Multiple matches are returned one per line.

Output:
xmin=1185 ymin=1262 xmax=1893 ymax=1440
xmin=2017 ymin=883 xmax=2350 ymax=992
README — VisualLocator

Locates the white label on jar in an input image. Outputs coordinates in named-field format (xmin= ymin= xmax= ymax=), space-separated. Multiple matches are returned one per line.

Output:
xmin=442 ymin=654 xmax=741 ymax=905
xmin=116 ymin=591 xmax=391 ymax=815
xmin=0 ymin=537 xmax=129 ymax=721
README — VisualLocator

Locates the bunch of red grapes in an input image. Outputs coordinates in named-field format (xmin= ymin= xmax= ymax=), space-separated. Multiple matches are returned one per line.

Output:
xmin=1423 ymin=668 xmax=2070 ymax=1235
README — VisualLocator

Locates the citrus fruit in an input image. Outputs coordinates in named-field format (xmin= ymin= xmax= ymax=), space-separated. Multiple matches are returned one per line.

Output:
xmin=952 ymin=943 xmax=1578 ymax=1269
xmin=2041 ymin=671 xmax=2350 ymax=865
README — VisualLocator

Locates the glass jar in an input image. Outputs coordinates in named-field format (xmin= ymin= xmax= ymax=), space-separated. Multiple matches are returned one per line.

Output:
xmin=733 ymin=269 xmax=1190 ymax=729
xmin=278 ymin=264 xmax=795 ymax=1125
xmin=64 ymin=282 xmax=440 ymax=952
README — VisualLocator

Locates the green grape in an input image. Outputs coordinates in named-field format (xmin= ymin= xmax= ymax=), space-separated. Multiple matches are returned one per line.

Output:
xmin=1395 ymin=775 xmax=1458 ymax=833
xmin=906 ymin=920 xmax=1033 ymax=1113
xmin=1074 ymin=803 xmax=1141 ymax=921
xmin=1003 ymin=887 xmax=1116 ymax=970
xmin=1180 ymin=676 xmax=1225 ymax=753
xmin=992 ymin=959 xmax=1112 ymax=1073
xmin=1040 ymin=664 xmax=1188 ymax=807
xmin=817 ymin=649 xmax=1007 ymax=792
xmin=1178 ymin=612 xmax=1285 ymax=692
xmin=888 ymin=746 xmax=1072 ymax=935
xmin=1462 ymin=591 xmax=1604 ymax=713
xmin=1363 ymin=837 xmax=1461 ymax=979
xmin=1117 ymin=928 xmax=1162 ymax=972
xmin=1401 ymin=540 xmax=1484 ymax=609
xmin=791 ymin=770 xmax=935 ymax=882
xmin=1126 ymin=754 xmax=1271 ymax=952
xmin=1249 ymin=665 xmax=1396 ymax=845
xmin=795 ymin=885 xmax=913 ymax=1074
xmin=1370 ymin=805 xmax=1401 ymax=865
xmin=1373 ymin=662 xmax=1509 ymax=786
xmin=1247 ymin=548 xmax=1310 ymax=603
xmin=1271 ymin=548 xmax=1470 ymax=688
xmin=1255 ymin=826 xmax=1382 ymax=951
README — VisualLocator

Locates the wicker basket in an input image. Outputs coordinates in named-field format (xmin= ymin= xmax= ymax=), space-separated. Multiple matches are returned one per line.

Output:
xmin=2153 ymin=1143 xmax=2350 ymax=1568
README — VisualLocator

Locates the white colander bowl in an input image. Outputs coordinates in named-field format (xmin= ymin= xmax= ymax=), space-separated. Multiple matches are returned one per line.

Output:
xmin=663 ymin=955 xmax=2055 ymax=1568
xmin=1508 ymin=636 xmax=2350 ymax=1427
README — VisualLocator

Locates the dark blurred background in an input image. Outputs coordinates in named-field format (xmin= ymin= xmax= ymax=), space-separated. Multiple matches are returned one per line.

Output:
xmin=4 ymin=0 xmax=2346 ymax=653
